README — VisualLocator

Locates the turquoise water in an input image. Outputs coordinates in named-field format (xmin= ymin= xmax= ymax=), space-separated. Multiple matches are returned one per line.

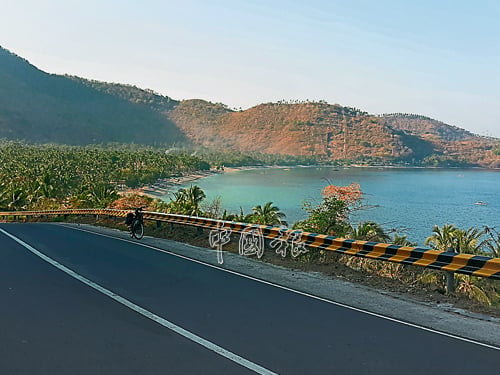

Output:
xmin=164 ymin=167 xmax=499 ymax=245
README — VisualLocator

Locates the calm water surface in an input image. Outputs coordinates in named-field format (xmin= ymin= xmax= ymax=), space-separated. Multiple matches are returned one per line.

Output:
xmin=165 ymin=167 xmax=499 ymax=244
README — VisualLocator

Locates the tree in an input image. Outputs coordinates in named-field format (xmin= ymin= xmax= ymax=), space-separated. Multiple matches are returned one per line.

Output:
xmin=322 ymin=182 xmax=362 ymax=206
xmin=424 ymin=224 xmax=458 ymax=251
xmin=168 ymin=185 xmax=206 ymax=216
xmin=392 ymin=234 xmax=416 ymax=247
xmin=425 ymin=224 xmax=486 ymax=255
xmin=348 ymin=221 xmax=390 ymax=242
xmin=454 ymin=227 xmax=486 ymax=255
xmin=483 ymin=226 xmax=500 ymax=257
xmin=221 ymin=207 xmax=254 ymax=223
xmin=249 ymin=202 xmax=287 ymax=226
xmin=294 ymin=196 xmax=350 ymax=236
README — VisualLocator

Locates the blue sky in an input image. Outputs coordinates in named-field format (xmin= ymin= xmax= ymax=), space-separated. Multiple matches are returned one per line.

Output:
xmin=2 ymin=0 xmax=499 ymax=136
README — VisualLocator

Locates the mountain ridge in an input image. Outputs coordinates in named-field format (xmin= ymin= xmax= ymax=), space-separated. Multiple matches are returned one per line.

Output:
xmin=0 ymin=46 xmax=187 ymax=145
xmin=1 ymin=46 xmax=498 ymax=167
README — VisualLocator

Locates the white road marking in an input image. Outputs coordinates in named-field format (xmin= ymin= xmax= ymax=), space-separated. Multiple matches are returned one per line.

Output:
xmin=66 ymin=224 xmax=500 ymax=352
xmin=0 ymin=227 xmax=278 ymax=375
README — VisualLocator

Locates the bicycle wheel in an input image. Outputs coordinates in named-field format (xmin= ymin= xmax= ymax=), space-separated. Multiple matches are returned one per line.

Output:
xmin=133 ymin=221 xmax=144 ymax=239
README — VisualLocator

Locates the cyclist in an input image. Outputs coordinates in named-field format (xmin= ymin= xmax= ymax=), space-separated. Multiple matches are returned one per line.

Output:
xmin=126 ymin=207 xmax=145 ymax=239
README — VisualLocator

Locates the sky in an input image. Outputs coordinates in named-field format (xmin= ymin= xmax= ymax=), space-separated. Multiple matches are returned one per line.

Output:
xmin=1 ymin=0 xmax=500 ymax=137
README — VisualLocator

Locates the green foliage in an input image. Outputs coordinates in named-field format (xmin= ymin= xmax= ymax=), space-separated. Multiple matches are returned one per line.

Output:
xmin=197 ymin=149 xmax=319 ymax=167
xmin=0 ymin=47 xmax=187 ymax=145
xmin=293 ymin=197 xmax=350 ymax=236
xmin=425 ymin=224 xmax=487 ymax=255
xmin=483 ymin=226 xmax=500 ymax=257
xmin=347 ymin=221 xmax=390 ymax=242
xmin=248 ymin=202 xmax=287 ymax=226
xmin=166 ymin=185 xmax=206 ymax=216
xmin=221 ymin=207 xmax=254 ymax=223
xmin=0 ymin=141 xmax=209 ymax=211
xmin=425 ymin=224 xmax=459 ymax=251
xmin=392 ymin=234 xmax=417 ymax=247
xmin=421 ymin=155 xmax=473 ymax=168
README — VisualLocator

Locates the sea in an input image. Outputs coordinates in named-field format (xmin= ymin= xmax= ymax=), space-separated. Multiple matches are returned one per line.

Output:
xmin=161 ymin=167 xmax=499 ymax=245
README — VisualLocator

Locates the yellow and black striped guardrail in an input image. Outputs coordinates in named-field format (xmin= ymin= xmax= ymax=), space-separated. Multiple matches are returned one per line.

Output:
xmin=1 ymin=209 xmax=499 ymax=280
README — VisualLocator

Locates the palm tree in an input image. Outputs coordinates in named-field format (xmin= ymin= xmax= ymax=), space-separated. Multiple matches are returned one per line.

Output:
xmin=454 ymin=227 xmax=486 ymax=255
xmin=169 ymin=185 xmax=206 ymax=216
xmin=87 ymin=183 xmax=119 ymax=208
xmin=425 ymin=224 xmax=458 ymax=252
xmin=348 ymin=221 xmax=390 ymax=242
xmin=392 ymin=234 xmax=417 ymax=247
xmin=483 ymin=226 xmax=500 ymax=257
xmin=222 ymin=207 xmax=254 ymax=223
xmin=250 ymin=202 xmax=287 ymax=226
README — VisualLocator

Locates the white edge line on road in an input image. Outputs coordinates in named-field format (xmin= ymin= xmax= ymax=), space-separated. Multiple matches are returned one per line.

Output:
xmin=0 ymin=227 xmax=278 ymax=375
xmin=64 ymin=224 xmax=500 ymax=352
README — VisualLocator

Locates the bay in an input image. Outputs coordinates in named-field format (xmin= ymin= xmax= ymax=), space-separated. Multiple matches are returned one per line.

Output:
xmin=164 ymin=167 xmax=500 ymax=245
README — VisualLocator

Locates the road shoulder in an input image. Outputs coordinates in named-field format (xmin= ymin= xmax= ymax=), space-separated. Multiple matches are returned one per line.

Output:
xmin=64 ymin=223 xmax=500 ymax=348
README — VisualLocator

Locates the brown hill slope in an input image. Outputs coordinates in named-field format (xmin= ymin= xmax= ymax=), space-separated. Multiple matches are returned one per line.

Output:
xmin=379 ymin=114 xmax=499 ymax=168
xmin=379 ymin=113 xmax=475 ymax=141
xmin=168 ymin=102 xmax=499 ymax=167
xmin=2 ymin=46 xmax=497 ymax=166
xmin=169 ymin=101 xmax=424 ymax=162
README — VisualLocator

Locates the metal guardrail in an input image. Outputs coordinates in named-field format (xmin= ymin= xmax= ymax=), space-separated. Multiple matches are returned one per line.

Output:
xmin=1 ymin=209 xmax=499 ymax=280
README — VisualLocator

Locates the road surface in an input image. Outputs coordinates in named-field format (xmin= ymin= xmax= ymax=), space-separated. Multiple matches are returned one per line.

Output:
xmin=1 ymin=223 xmax=499 ymax=374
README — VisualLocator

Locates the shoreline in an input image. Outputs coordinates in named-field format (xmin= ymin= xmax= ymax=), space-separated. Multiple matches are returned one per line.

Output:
xmin=122 ymin=163 xmax=500 ymax=200
xmin=124 ymin=166 xmax=275 ymax=199
xmin=123 ymin=170 xmax=217 ymax=199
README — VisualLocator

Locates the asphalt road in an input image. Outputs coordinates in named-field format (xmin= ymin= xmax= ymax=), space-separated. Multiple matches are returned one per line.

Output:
xmin=1 ymin=223 xmax=499 ymax=374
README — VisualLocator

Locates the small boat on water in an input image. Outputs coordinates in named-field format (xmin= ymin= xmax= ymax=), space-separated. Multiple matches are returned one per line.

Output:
xmin=474 ymin=201 xmax=487 ymax=206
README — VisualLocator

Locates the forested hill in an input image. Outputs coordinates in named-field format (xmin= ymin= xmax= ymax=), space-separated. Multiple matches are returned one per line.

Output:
xmin=66 ymin=76 xmax=179 ymax=112
xmin=1 ymin=46 xmax=499 ymax=167
xmin=0 ymin=47 xmax=186 ymax=145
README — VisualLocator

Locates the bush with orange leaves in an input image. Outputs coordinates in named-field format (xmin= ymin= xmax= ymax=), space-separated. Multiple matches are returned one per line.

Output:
xmin=110 ymin=194 xmax=153 ymax=211
xmin=322 ymin=183 xmax=362 ymax=205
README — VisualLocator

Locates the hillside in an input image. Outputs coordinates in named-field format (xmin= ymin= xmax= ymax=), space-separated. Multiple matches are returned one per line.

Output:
xmin=168 ymin=101 xmax=410 ymax=162
xmin=1 ymin=46 xmax=498 ymax=167
xmin=67 ymin=76 xmax=179 ymax=112
xmin=168 ymin=101 xmax=499 ymax=167
xmin=0 ymin=47 xmax=186 ymax=145
xmin=379 ymin=114 xmax=499 ymax=167
xmin=379 ymin=113 xmax=476 ymax=141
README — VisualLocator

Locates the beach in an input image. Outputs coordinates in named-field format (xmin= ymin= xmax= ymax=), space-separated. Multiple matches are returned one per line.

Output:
xmin=123 ymin=170 xmax=216 ymax=198
xmin=122 ymin=165 xmax=274 ymax=199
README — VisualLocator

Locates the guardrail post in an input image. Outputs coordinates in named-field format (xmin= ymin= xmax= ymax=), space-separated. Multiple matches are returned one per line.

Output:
xmin=446 ymin=271 xmax=455 ymax=294
xmin=156 ymin=220 xmax=162 ymax=229
xmin=445 ymin=247 xmax=457 ymax=294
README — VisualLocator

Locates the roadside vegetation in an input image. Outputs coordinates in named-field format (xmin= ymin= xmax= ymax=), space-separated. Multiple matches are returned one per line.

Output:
xmin=151 ymin=180 xmax=499 ymax=308
xmin=1 ymin=141 xmax=498 ymax=309
xmin=0 ymin=141 xmax=209 ymax=211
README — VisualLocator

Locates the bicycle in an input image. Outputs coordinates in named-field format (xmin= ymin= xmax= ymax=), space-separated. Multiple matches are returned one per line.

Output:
xmin=127 ymin=207 xmax=145 ymax=240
